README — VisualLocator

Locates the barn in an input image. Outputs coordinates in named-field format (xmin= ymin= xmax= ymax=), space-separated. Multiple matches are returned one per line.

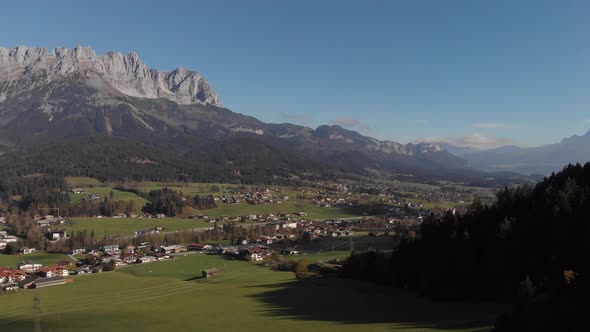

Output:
xmin=202 ymin=268 xmax=218 ymax=278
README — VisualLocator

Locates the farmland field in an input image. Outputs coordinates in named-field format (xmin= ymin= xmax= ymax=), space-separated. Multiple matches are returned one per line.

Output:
xmin=0 ymin=254 xmax=505 ymax=332
xmin=68 ymin=187 xmax=148 ymax=207
xmin=0 ymin=253 xmax=73 ymax=268
xmin=65 ymin=177 xmax=103 ymax=187
xmin=199 ymin=201 xmax=360 ymax=220
xmin=64 ymin=217 xmax=216 ymax=237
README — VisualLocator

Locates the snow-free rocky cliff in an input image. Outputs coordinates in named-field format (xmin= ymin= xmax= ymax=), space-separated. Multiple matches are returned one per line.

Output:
xmin=0 ymin=45 xmax=221 ymax=106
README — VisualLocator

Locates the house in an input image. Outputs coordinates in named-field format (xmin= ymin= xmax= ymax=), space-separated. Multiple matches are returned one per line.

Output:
xmin=241 ymin=247 xmax=265 ymax=261
xmin=35 ymin=219 xmax=51 ymax=227
xmin=189 ymin=243 xmax=212 ymax=251
xmin=120 ymin=253 xmax=136 ymax=264
xmin=280 ymin=248 xmax=300 ymax=255
xmin=17 ymin=261 xmax=42 ymax=272
xmin=160 ymin=245 xmax=187 ymax=254
xmin=256 ymin=236 xmax=274 ymax=245
xmin=50 ymin=264 xmax=70 ymax=277
xmin=70 ymin=188 xmax=84 ymax=194
xmin=37 ymin=265 xmax=69 ymax=278
xmin=74 ymin=265 xmax=91 ymax=275
xmin=71 ymin=248 xmax=86 ymax=255
xmin=0 ymin=268 xmax=26 ymax=283
xmin=51 ymin=228 xmax=67 ymax=240
xmin=88 ymin=193 xmax=101 ymax=201
xmin=20 ymin=247 xmax=35 ymax=255
xmin=136 ymin=256 xmax=157 ymax=264
xmin=102 ymin=245 xmax=120 ymax=253
xmin=1 ymin=282 xmax=18 ymax=292
xmin=202 ymin=268 xmax=218 ymax=278
xmin=153 ymin=253 xmax=169 ymax=260
xmin=279 ymin=221 xmax=298 ymax=229
xmin=38 ymin=268 xmax=54 ymax=278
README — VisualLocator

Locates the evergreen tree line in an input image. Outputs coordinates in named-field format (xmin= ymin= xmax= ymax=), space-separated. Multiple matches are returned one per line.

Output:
xmin=340 ymin=163 xmax=590 ymax=331
xmin=140 ymin=188 xmax=217 ymax=216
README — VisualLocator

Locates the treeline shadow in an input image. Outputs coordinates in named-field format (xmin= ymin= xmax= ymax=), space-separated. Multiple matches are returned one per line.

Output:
xmin=248 ymin=277 xmax=506 ymax=330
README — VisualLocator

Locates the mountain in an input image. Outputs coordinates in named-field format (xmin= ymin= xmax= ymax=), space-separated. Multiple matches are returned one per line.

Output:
xmin=0 ymin=45 xmax=501 ymax=184
xmin=0 ymin=46 xmax=221 ymax=106
xmin=453 ymin=132 xmax=590 ymax=175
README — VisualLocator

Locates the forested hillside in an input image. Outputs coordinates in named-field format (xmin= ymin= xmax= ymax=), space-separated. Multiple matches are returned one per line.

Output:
xmin=343 ymin=163 xmax=590 ymax=331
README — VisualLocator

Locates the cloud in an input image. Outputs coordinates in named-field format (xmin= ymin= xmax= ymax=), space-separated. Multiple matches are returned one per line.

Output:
xmin=330 ymin=117 xmax=372 ymax=131
xmin=472 ymin=122 xmax=515 ymax=129
xmin=280 ymin=112 xmax=313 ymax=125
xmin=584 ymin=119 xmax=590 ymax=124
xmin=417 ymin=132 xmax=513 ymax=150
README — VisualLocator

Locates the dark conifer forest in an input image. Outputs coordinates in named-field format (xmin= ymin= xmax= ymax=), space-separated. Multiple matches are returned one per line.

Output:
xmin=342 ymin=163 xmax=590 ymax=331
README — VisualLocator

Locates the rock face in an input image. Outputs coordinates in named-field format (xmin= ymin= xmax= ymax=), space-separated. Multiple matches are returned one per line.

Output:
xmin=0 ymin=45 xmax=221 ymax=106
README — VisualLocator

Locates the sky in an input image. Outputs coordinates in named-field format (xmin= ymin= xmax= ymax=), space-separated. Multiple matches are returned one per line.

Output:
xmin=1 ymin=0 xmax=589 ymax=149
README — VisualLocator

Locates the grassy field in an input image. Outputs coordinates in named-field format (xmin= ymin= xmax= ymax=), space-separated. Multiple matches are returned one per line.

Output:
xmin=64 ymin=217 xmax=216 ymax=237
xmin=62 ymin=203 xmax=358 ymax=237
xmin=283 ymin=250 xmax=352 ymax=263
xmin=65 ymin=177 xmax=102 ymax=187
xmin=200 ymin=201 xmax=359 ymax=220
xmin=68 ymin=187 xmax=149 ymax=207
xmin=0 ymin=254 xmax=504 ymax=331
xmin=0 ymin=252 xmax=73 ymax=268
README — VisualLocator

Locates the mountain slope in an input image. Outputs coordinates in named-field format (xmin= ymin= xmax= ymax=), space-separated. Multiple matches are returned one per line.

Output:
xmin=0 ymin=46 xmax=478 ymax=183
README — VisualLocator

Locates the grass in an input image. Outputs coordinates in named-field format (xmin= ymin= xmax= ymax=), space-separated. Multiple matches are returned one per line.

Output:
xmin=68 ymin=187 xmax=148 ymax=208
xmin=0 ymin=252 xmax=73 ymax=268
xmin=64 ymin=217 xmax=215 ymax=237
xmin=65 ymin=177 xmax=102 ymax=187
xmin=0 ymin=254 xmax=505 ymax=331
xmin=283 ymin=250 xmax=351 ymax=263
xmin=200 ymin=201 xmax=359 ymax=220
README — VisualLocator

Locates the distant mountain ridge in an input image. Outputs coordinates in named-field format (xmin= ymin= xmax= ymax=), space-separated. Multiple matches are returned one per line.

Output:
xmin=0 ymin=45 xmax=526 ymax=185
xmin=448 ymin=131 xmax=590 ymax=175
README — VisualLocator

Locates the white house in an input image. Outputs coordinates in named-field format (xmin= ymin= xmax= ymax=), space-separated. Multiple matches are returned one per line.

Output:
xmin=17 ymin=261 xmax=42 ymax=272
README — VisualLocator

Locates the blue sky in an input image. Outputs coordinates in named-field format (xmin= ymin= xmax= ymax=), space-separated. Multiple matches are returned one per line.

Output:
xmin=1 ymin=0 xmax=588 ymax=148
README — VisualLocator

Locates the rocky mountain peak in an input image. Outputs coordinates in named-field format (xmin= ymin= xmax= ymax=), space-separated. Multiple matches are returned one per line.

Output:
xmin=0 ymin=45 xmax=221 ymax=106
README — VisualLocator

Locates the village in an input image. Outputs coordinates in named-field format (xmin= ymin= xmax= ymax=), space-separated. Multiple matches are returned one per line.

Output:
xmin=0 ymin=209 xmax=417 ymax=295
xmin=0 ymin=179 xmax=471 ymax=297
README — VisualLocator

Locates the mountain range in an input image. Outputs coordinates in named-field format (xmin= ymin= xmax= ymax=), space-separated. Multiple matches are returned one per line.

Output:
xmin=447 ymin=131 xmax=590 ymax=175
xmin=0 ymin=46 xmax=534 ymax=185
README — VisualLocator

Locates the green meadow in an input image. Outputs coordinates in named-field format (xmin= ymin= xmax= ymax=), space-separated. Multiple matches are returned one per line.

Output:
xmin=0 ymin=254 xmax=504 ymax=332
xmin=0 ymin=253 xmax=73 ymax=268
xmin=199 ymin=201 xmax=359 ymax=220
xmin=64 ymin=217 xmax=215 ymax=237
xmin=68 ymin=187 xmax=148 ymax=208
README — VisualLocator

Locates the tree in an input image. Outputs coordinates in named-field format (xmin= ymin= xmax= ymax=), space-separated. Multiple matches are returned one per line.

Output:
xmin=104 ymin=259 xmax=116 ymax=271
xmin=4 ymin=242 xmax=22 ymax=255
xmin=294 ymin=258 xmax=309 ymax=279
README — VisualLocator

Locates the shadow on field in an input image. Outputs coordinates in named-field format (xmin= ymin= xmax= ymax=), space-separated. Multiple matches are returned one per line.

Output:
xmin=248 ymin=277 xmax=505 ymax=330
xmin=184 ymin=276 xmax=206 ymax=281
